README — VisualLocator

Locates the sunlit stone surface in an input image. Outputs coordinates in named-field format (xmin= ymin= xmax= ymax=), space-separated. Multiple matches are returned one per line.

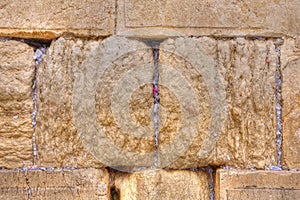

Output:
xmin=0 ymin=40 xmax=34 ymax=168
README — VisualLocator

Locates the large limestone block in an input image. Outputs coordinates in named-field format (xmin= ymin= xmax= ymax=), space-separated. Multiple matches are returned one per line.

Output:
xmin=159 ymin=37 xmax=277 ymax=169
xmin=114 ymin=169 xmax=210 ymax=200
xmin=215 ymin=169 xmax=300 ymax=200
xmin=117 ymin=0 xmax=300 ymax=37
xmin=282 ymin=38 xmax=300 ymax=169
xmin=36 ymin=36 xmax=156 ymax=169
xmin=0 ymin=0 xmax=114 ymax=39
xmin=0 ymin=40 xmax=34 ymax=168
xmin=0 ymin=169 xmax=109 ymax=200
xmin=38 ymin=36 xmax=277 ymax=170
xmin=36 ymin=37 xmax=103 ymax=168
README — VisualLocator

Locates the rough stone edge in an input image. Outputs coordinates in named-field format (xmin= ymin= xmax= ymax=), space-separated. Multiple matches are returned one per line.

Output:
xmin=0 ymin=29 xmax=113 ymax=40
xmin=215 ymin=169 xmax=300 ymax=200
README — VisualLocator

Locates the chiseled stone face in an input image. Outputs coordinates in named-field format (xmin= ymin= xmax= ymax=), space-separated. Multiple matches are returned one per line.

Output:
xmin=0 ymin=169 xmax=109 ymax=200
xmin=0 ymin=40 xmax=34 ymax=168
xmin=37 ymin=36 xmax=277 ymax=170
xmin=159 ymin=37 xmax=277 ymax=169
xmin=36 ymin=37 xmax=105 ymax=168
xmin=282 ymin=38 xmax=300 ymax=169
xmin=115 ymin=169 xmax=210 ymax=200
xmin=0 ymin=0 xmax=298 ymax=39
xmin=36 ymin=36 xmax=156 ymax=169
xmin=0 ymin=0 xmax=114 ymax=39
xmin=216 ymin=169 xmax=300 ymax=200
xmin=117 ymin=0 xmax=300 ymax=37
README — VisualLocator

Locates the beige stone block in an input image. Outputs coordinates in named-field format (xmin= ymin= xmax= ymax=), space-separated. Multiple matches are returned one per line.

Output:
xmin=115 ymin=169 xmax=209 ymax=200
xmin=0 ymin=169 xmax=109 ymax=200
xmin=0 ymin=0 xmax=114 ymax=39
xmin=38 ymin=36 xmax=277 ymax=170
xmin=117 ymin=0 xmax=300 ymax=37
xmin=282 ymin=38 xmax=300 ymax=169
xmin=0 ymin=40 xmax=34 ymax=168
xmin=159 ymin=37 xmax=277 ymax=169
xmin=36 ymin=36 xmax=156 ymax=169
xmin=216 ymin=169 xmax=300 ymax=200
xmin=36 ymin=37 xmax=103 ymax=168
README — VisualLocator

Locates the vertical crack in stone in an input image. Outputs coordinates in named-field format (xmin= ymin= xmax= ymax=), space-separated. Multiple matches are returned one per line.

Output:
xmin=152 ymin=46 xmax=160 ymax=168
xmin=23 ymin=170 xmax=32 ymax=199
xmin=32 ymin=47 xmax=47 ymax=165
xmin=275 ymin=39 xmax=283 ymax=169
xmin=205 ymin=166 xmax=215 ymax=200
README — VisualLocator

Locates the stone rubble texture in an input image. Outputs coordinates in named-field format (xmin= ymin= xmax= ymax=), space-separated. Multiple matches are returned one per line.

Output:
xmin=0 ymin=169 xmax=109 ymax=200
xmin=0 ymin=40 xmax=35 ymax=168
xmin=114 ymin=169 xmax=210 ymax=200
xmin=0 ymin=0 xmax=114 ymax=39
xmin=281 ymin=37 xmax=300 ymax=169
xmin=117 ymin=0 xmax=300 ymax=37
xmin=216 ymin=169 xmax=300 ymax=200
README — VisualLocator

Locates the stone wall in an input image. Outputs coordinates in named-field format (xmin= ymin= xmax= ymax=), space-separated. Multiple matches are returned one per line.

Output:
xmin=0 ymin=1 xmax=299 ymax=199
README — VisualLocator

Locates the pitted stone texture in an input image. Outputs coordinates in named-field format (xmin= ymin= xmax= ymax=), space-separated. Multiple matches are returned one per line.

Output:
xmin=282 ymin=38 xmax=300 ymax=169
xmin=0 ymin=40 xmax=34 ymax=168
xmin=216 ymin=169 xmax=300 ymax=200
xmin=37 ymin=36 xmax=277 ymax=169
xmin=117 ymin=0 xmax=300 ymax=37
xmin=37 ymin=36 xmax=155 ymax=169
xmin=115 ymin=169 xmax=209 ymax=200
xmin=160 ymin=37 xmax=277 ymax=169
xmin=0 ymin=169 xmax=109 ymax=200
xmin=36 ymin=38 xmax=104 ymax=168
xmin=73 ymin=36 xmax=155 ymax=169
xmin=0 ymin=0 xmax=114 ymax=39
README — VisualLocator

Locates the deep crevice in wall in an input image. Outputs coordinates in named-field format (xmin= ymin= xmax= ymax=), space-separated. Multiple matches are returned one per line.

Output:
xmin=32 ymin=46 xmax=47 ymax=165
xmin=0 ymin=37 xmax=52 ymax=48
xmin=187 ymin=166 xmax=216 ymax=200
xmin=107 ymin=167 xmax=122 ymax=200
xmin=110 ymin=186 xmax=120 ymax=200
xmin=274 ymin=38 xmax=284 ymax=169
xmin=152 ymin=46 xmax=160 ymax=168
xmin=205 ymin=166 xmax=216 ymax=200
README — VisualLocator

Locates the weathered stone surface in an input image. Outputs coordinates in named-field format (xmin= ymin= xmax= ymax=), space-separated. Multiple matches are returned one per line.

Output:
xmin=215 ymin=169 xmax=300 ymax=200
xmin=117 ymin=0 xmax=300 ymax=37
xmin=159 ymin=37 xmax=277 ymax=169
xmin=37 ymin=36 xmax=155 ymax=169
xmin=0 ymin=0 xmax=114 ymax=39
xmin=0 ymin=169 xmax=109 ymax=200
xmin=87 ymin=37 xmax=155 ymax=168
xmin=114 ymin=169 xmax=209 ymax=200
xmin=38 ymin=36 xmax=277 ymax=169
xmin=36 ymin=37 xmax=103 ymax=168
xmin=0 ymin=40 xmax=34 ymax=168
xmin=282 ymin=38 xmax=300 ymax=169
